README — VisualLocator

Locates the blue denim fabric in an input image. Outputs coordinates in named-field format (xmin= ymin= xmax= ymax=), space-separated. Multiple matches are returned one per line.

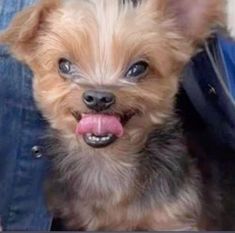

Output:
xmin=218 ymin=36 xmax=235 ymax=99
xmin=0 ymin=0 xmax=52 ymax=230
xmin=183 ymin=35 xmax=235 ymax=150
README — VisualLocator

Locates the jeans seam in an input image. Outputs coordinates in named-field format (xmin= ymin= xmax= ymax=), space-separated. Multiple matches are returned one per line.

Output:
xmin=4 ymin=61 xmax=28 ymax=229
xmin=4 ymin=107 xmax=24 ymax=229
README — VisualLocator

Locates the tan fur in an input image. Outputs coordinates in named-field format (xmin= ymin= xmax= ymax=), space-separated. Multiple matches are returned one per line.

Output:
xmin=0 ymin=0 xmax=225 ymax=230
xmin=227 ymin=0 xmax=235 ymax=38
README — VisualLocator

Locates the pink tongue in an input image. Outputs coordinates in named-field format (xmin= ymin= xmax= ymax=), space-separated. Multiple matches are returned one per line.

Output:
xmin=76 ymin=114 xmax=124 ymax=138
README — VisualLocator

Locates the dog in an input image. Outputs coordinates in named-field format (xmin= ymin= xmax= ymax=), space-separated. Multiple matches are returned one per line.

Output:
xmin=0 ymin=0 xmax=231 ymax=230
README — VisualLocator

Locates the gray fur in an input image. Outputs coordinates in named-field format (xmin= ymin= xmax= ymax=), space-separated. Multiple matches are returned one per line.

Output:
xmin=45 ymin=116 xmax=201 ymax=230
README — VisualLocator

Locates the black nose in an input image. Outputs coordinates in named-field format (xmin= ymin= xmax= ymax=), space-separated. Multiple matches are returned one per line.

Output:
xmin=83 ymin=90 xmax=116 ymax=111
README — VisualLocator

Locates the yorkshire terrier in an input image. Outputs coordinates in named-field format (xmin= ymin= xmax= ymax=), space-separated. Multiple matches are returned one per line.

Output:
xmin=0 ymin=0 xmax=231 ymax=230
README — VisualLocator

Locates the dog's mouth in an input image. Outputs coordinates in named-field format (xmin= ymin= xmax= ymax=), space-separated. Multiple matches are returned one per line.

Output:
xmin=72 ymin=111 xmax=136 ymax=148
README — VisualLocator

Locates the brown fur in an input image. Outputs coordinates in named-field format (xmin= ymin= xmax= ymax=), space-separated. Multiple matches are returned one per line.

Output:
xmin=0 ymin=0 xmax=226 ymax=230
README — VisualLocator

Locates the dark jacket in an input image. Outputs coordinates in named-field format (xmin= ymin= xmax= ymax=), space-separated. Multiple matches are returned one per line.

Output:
xmin=181 ymin=34 xmax=235 ymax=152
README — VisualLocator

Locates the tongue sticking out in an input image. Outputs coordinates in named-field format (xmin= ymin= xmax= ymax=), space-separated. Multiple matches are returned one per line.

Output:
xmin=76 ymin=114 xmax=124 ymax=138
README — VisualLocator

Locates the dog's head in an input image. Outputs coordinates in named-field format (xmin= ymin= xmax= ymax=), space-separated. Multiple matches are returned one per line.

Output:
xmin=0 ymin=0 xmax=224 ymax=151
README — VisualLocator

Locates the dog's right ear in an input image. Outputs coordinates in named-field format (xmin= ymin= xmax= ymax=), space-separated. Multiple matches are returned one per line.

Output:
xmin=146 ymin=0 xmax=225 ymax=45
xmin=0 ymin=0 xmax=60 ymax=62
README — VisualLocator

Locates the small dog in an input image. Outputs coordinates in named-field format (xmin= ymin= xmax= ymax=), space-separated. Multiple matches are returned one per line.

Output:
xmin=0 ymin=0 xmax=231 ymax=230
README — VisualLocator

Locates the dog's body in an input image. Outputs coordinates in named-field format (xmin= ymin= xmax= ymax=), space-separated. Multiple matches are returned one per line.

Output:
xmin=46 ymin=118 xmax=200 ymax=230
xmin=1 ymin=0 xmax=234 ymax=230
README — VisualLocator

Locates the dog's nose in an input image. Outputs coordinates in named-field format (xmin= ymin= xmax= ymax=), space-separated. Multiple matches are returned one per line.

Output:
xmin=83 ymin=90 xmax=116 ymax=111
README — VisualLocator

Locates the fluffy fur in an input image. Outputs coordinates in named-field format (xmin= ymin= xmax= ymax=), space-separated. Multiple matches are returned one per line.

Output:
xmin=227 ymin=0 xmax=235 ymax=38
xmin=0 ymin=0 xmax=229 ymax=230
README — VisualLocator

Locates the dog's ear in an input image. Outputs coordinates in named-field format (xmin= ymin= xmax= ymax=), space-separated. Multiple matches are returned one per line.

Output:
xmin=151 ymin=0 xmax=225 ymax=44
xmin=166 ymin=0 xmax=225 ymax=42
xmin=0 ymin=0 xmax=60 ymax=62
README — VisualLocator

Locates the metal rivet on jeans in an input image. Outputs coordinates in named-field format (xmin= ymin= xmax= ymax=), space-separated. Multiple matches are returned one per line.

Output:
xmin=208 ymin=84 xmax=217 ymax=96
xmin=32 ymin=145 xmax=43 ymax=158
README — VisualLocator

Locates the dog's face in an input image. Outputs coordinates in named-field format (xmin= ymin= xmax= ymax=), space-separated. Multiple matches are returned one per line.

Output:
xmin=0 ymin=0 xmax=224 ymax=151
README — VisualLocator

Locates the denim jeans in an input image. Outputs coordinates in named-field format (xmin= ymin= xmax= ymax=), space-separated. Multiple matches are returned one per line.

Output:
xmin=0 ymin=0 xmax=52 ymax=230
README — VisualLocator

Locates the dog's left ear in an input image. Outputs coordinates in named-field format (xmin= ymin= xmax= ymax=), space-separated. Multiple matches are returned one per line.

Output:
xmin=152 ymin=0 xmax=225 ymax=44
xmin=0 ymin=0 xmax=60 ymax=62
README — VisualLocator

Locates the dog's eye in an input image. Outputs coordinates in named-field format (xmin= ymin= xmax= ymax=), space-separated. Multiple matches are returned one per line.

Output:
xmin=58 ymin=58 xmax=72 ymax=74
xmin=126 ymin=61 xmax=149 ymax=80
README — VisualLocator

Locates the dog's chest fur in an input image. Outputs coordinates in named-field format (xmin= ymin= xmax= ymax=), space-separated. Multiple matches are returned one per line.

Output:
xmin=46 ymin=118 xmax=201 ymax=230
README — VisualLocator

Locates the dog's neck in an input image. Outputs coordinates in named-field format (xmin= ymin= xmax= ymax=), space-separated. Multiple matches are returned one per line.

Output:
xmin=46 ymin=116 xmax=200 ymax=230
xmin=47 ymin=116 xmax=192 ymax=201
